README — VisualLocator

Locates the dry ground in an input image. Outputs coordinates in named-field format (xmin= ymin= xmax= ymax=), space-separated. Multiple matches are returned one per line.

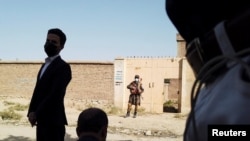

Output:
xmin=0 ymin=96 xmax=188 ymax=141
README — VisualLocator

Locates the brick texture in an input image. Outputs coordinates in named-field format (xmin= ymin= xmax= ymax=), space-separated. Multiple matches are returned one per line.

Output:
xmin=0 ymin=61 xmax=114 ymax=103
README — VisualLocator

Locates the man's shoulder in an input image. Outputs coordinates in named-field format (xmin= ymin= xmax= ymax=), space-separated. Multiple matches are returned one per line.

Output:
xmin=61 ymin=58 xmax=70 ymax=65
xmin=51 ymin=57 xmax=71 ymax=71
xmin=56 ymin=57 xmax=70 ymax=65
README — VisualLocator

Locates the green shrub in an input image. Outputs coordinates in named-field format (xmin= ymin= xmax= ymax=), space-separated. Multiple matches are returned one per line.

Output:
xmin=107 ymin=106 xmax=121 ymax=115
xmin=8 ymin=103 xmax=29 ymax=111
xmin=0 ymin=109 xmax=22 ymax=120
xmin=163 ymin=100 xmax=178 ymax=113
xmin=174 ymin=113 xmax=188 ymax=118
xmin=163 ymin=100 xmax=175 ymax=107
xmin=0 ymin=101 xmax=27 ymax=120
xmin=138 ymin=107 xmax=145 ymax=113
xmin=3 ymin=101 xmax=15 ymax=106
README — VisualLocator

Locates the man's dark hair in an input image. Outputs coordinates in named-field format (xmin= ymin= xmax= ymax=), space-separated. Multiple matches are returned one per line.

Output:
xmin=77 ymin=107 xmax=108 ymax=133
xmin=48 ymin=28 xmax=67 ymax=47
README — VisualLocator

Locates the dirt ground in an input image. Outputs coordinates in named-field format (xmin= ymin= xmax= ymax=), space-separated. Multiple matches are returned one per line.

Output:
xmin=0 ymin=96 xmax=188 ymax=141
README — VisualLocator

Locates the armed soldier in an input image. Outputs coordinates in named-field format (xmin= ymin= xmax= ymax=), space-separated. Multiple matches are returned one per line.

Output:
xmin=125 ymin=75 xmax=144 ymax=118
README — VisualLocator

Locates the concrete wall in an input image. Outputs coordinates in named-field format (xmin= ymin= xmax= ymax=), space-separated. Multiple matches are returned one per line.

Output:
xmin=176 ymin=34 xmax=195 ymax=114
xmin=179 ymin=59 xmax=195 ymax=113
xmin=176 ymin=33 xmax=186 ymax=58
xmin=114 ymin=57 xmax=182 ymax=113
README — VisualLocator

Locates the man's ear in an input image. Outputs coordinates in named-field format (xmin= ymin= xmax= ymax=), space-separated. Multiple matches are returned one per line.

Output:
xmin=76 ymin=127 xmax=80 ymax=137
xmin=101 ymin=125 xmax=108 ymax=139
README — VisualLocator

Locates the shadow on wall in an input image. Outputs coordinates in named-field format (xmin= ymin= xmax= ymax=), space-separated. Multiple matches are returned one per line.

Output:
xmin=0 ymin=133 xmax=77 ymax=141
xmin=163 ymin=106 xmax=178 ymax=113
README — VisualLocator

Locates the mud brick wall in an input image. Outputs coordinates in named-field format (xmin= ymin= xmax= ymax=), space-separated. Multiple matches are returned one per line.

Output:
xmin=67 ymin=62 xmax=114 ymax=102
xmin=0 ymin=62 xmax=39 ymax=98
xmin=0 ymin=61 xmax=114 ymax=103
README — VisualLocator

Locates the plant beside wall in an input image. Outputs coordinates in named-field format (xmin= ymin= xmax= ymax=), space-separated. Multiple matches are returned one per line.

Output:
xmin=0 ymin=109 xmax=22 ymax=120
xmin=0 ymin=101 xmax=28 ymax=121
xmin=163 ymin=100 xmax=178 ymax=113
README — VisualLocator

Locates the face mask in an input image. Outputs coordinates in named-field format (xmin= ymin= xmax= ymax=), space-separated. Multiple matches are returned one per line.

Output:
xmin=44 ymin=42 xmax=59 ymax=57
xmin=135 ymin=78 xmax=139 ymax=82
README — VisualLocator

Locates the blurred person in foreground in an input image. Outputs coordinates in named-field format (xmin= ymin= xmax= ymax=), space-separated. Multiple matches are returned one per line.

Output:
xmin=166 ymin=0 xmax=250 ymax=141
xmin=27 ymin=28 xmax=72 ymax=141
xmin=76 ymin=107 xmax=108 ymax=141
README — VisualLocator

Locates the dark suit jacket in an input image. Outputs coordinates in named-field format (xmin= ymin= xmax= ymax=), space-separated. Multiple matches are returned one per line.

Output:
xmin=27 ymin=56 xmax=72 ymax=126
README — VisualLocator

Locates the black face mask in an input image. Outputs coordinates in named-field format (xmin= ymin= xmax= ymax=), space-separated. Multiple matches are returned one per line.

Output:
xmin=44 ymin=42 xmax=59 ymax=57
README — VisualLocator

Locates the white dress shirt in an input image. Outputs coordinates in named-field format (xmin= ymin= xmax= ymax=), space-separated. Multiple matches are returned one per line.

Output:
xmin=39 ymin=55 xmax=59 ymax=79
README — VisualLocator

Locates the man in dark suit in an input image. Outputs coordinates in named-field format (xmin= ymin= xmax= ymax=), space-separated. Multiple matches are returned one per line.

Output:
xmin=27 ymin=28 xmax=72 ymax=141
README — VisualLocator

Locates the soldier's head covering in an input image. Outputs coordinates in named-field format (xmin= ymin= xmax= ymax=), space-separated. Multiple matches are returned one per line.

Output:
xmin=135 ymin=75 xmax=140 ymax=78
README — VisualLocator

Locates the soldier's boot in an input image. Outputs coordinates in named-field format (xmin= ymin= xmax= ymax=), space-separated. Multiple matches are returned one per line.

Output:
xmin=133 ymin=112 xmax=137 ymax=118
xmin=125 ymin=112 xmax=130 ymax=118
